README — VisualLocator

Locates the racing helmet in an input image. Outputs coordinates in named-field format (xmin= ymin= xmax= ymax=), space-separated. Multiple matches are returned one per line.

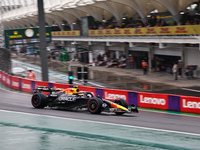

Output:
xmin=73 ymin=86 xmax=79 ymax=92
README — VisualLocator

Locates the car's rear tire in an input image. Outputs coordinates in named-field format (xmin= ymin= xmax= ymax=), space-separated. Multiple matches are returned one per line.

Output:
xmin=31 ymin=93 xmax=48 ymax=108
xmin=88 ymin=98 xmax=103 ymax=114
xmin=114 ymin=98 xmax=128 ymax=115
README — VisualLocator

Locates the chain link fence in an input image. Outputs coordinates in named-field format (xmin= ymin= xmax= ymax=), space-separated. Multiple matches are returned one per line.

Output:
xmin=0 ymin=48 xmax=11 ymax=73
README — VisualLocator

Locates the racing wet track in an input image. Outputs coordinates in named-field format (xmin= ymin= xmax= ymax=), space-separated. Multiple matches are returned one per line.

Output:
xmin=1 ymin=87 xmax=200 ymax=150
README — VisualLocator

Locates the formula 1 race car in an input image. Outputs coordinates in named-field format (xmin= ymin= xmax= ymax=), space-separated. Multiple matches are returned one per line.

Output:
xmin=31 ymin=86 xmax=139 ymax=115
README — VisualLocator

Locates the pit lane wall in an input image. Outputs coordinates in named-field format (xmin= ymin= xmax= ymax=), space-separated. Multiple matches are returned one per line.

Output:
xmin=1 ymin=70 xmax=200 ymax=114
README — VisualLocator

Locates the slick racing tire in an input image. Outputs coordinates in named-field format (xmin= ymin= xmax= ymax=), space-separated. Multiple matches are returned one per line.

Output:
xmin=31 ymin=93 xmax=48 ymax=108
xmin=114 ymin=98 xmax=128 ymax=115
xmin=88 ymin=98 xmax=103 ymax=114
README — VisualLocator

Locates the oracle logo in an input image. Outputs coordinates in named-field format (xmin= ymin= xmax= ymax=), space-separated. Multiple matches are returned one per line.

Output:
xmin=22 ymin=83 xmax=31 ymax=89
xmin=105 ymin=92 xmax=126 ymax=100
xmin=183 ymin=99 xmax=200 ymax=109
xmin=140 ymin=95 xmax=166 ymax=105
xmin=13 ymin=81 xmax=19 ymax=87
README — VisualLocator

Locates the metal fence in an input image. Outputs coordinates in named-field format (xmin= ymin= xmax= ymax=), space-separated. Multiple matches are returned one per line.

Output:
xmin=0 ymin=48 xmax=11 ymax=73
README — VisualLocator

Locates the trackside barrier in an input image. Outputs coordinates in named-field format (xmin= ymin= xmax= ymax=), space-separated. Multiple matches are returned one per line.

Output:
xmin=180 ymin=96 xmax=200 ymax=114
xmin=21 ymin=78 xmax=32 ymax=93
xmin=0 ymin=70 xmax=1 ymax=81
xmin=1 ymin=70 xmax=200 ymax=114
xmin=128 ymin=92 xmax=138 ymax=106
xmin=2 ymin=72 xmax=6 ymax=84
xmin=6 ymin=74 xmax=11 ymax=88
xmin=53 ymin=83 xmax=69 ymax=90
xmin=138 ymin=92 xmax=168 ymax=110
xmin=96 ymin=88 xmax=103 ymax=98
xmin=103 ymin=88 xmax=128 ymax=102
xmin=168 ymin=95 xmax=180 ymax=112
xmin=11 ymin=76 xmax=20 ymax=90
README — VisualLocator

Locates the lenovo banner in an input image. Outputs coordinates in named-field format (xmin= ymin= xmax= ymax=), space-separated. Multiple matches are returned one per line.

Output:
xmin=6 ymin=74 xmax=11 ymax=88
xmin=138 ymin=92 xmax=168 ymax=110
xmin=78 ymin=85 xmax=96 ymax=96
xmin=128 ymin=92 xmax=138 ymax=106
xmin=2 ymin=72 xmax=6 ymax=84
xmin=34 ymin=81 xmax=49 ymax=88
xmin=96 ymin=88 xmax=103 ymax=98
xmin=12 ymin=76 xmax=20 ymax=90
xmin=21 ymin=78 xmax=32 ymax=93
xmin=180 ymin=96 xmax=200 ymax=114
xmin=52 ymin=83 xmax=69 ymax=91
xmin=103 ymin=89 xmax=128 ymax=102
xmin=0 ymin=70 xmax=1 ymax=81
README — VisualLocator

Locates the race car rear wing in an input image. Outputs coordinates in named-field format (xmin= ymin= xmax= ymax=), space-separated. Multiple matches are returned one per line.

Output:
xmin=33 ymin=86 xmax=62 ymax=94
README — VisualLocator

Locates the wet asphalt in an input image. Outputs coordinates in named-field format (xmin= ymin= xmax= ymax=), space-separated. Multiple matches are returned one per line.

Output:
xmin=0 ymin=87 xmax=200 ymax=134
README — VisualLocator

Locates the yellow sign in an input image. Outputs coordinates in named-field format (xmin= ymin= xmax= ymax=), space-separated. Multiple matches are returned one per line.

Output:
xmin=89 ymin=25 xmax=200 ymax=36
xmin=52 ymin=25 xmax=200 ymax=37
xmin=9 ymin=30 xmax=22 ymax=38
xmin=14 ymin=31 xmax=18 ymax=35
xmin=52 ymin=31 xmax=80 ymax=36
xmin=9 ymin=35 xmax=23 ymax=38
xmin=36 ymin=33 xmax=50 ymax=36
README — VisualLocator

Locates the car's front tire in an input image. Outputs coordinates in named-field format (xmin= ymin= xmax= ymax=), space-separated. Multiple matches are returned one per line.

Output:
xmin=88 ymin=98 xmax=103 ymax=114
xmin=31 ymin=93 xmax=48 ymax=108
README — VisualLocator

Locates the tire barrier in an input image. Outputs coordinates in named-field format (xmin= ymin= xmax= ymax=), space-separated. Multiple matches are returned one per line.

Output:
xmin=1 ymin=70 xmax=200 ymax=114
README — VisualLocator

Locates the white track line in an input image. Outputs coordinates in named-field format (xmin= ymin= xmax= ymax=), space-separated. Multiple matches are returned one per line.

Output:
xmin=87 ymin=81 xmax=105 ymax=88
xmin=0 ymin=109 xmax=200 ymax=136
xmin=181 ymin=88 xmax=200 ymax=93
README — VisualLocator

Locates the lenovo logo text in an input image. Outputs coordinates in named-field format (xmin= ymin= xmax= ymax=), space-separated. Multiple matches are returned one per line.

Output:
xmin=22 ymin=84 xmax=31 ymax=89
xmin=140 ymin=95 xmax=166 ymax=105
xmin=105 ymin=92 xmax=126 ymax=100
xmin=183 ymin=99 xmax=200 ymax=109
xmin=13 ymin=81 xmax=19 ymax=87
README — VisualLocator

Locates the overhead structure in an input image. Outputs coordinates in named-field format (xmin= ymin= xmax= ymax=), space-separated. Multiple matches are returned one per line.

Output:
xmin=1 ymin=0 xmax=199 ymax=29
